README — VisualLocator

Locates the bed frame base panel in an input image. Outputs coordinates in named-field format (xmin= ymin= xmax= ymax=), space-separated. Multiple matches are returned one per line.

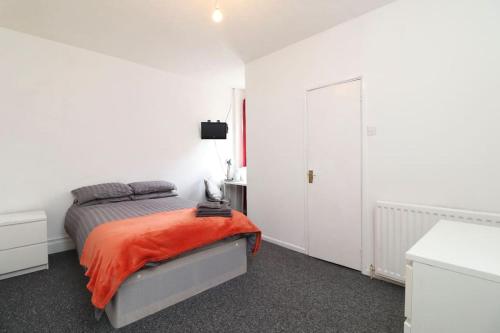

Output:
xmin=105 ymin=238 xmax=247 ymax=328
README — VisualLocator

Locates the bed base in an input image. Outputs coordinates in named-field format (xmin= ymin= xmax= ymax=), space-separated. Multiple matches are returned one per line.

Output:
xmin=105 ymin=238 xmax=247 ymax=328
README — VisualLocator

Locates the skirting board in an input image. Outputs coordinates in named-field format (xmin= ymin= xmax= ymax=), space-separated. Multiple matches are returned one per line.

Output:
xmin=48 ymin=236 xmax=75 ymax=254
xmin=262 ymin=235 xmax=373 ymax=278
xmin=262 ymin=235 xmax=306 ymax=254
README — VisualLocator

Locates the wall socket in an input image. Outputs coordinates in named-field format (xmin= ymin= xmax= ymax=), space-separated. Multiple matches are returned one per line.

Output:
xmin=367 ymin=126 xmax=377 ymax=136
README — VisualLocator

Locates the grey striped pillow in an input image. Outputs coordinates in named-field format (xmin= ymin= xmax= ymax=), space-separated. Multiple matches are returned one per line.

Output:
xmin=78 ymin=196 xmax=132 ymax=207
xmin=132 ymin=192 xmax=179 ymax=201
xmin=71 ymin=182 xmax=133 ymax=205
xmin=128 ymin=181 xmax=177 ymax=195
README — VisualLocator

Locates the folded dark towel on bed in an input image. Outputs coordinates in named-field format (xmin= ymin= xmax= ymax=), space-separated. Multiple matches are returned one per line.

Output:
xmin=196 ymin=211 xmax=232 ymax=217
xmin=197 ymin=200 xmax=230 ymax=209
xmin=197 ymin=201 xmax=222 ymax=209
xmin=197 ymin=206 xmax=231 ymax=211
xmin=197 ymin=205 xmax=230 ymax=211
xmin=196 ymin=201 xmax=232 ymax=217
xmin=196 ymin=206 xmax=231 ymax=213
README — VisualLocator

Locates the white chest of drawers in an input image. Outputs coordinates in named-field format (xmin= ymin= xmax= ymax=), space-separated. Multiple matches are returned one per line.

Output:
xmin=404 ymin=220 xmax=500 ymax=333
xmin=0 ymin=210 xmax=48 ymax=279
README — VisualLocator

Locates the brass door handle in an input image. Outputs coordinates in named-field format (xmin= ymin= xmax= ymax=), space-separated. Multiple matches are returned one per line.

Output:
xmin=308 ymin=170 xmax=315 ymax=184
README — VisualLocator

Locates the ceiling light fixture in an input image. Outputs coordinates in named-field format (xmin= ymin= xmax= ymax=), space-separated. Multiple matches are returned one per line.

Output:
xmin=212 ymin=1 xmax=223 ymax=23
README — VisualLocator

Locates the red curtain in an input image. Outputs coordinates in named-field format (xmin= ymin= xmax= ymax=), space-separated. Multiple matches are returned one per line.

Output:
xmin=242 ymin=99 xmax=247 ymax=167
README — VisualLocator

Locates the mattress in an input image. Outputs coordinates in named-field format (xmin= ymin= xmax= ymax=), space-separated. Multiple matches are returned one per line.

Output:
xmin=65 ymin=196 xmax=195 ymax=256
xmin=64 ymin=196 xmax=257 ymax=258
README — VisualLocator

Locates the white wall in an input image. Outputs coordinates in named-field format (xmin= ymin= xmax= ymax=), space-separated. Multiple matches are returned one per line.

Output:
xmin=0 ymin=28 xmax=239 ymax=251
xmin=246 ymin=0 xmax=500 ymax=274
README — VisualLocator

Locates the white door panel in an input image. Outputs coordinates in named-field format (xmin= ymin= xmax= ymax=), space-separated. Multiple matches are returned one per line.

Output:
xmin=306 ymin=79 xmax=362 ymax=270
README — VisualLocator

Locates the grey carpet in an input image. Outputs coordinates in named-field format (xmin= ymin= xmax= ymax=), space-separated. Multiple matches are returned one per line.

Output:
xmin=0 ymin=241 xmax=404 ymax=332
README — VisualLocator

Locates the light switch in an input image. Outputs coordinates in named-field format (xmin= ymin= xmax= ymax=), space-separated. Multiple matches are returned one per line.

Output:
xmin=367 ymin=126 xmax=377 ymax=136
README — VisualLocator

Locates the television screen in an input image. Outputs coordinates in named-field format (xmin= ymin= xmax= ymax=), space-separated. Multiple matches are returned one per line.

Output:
xmin=201 ymin=121 xmax=228 ymax=139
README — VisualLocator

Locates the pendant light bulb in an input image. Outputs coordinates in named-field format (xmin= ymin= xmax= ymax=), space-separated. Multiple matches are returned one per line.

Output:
xmin=212 ymin=7 xmax=223 ymax=23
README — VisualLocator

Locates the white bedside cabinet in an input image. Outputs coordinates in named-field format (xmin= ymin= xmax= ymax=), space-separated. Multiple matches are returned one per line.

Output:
xmin=404 ymin=220 xmax=500 ymax=333
xmin=0 ymin=210 xmax=48 ymax=280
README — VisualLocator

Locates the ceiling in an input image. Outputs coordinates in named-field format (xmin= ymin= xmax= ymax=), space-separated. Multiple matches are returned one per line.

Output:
xmin=0 ymin=0 xmax=394 ymax=85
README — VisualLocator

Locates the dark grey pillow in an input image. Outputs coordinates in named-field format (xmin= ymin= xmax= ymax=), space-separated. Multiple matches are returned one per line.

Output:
xmin=78 ymin=196 xmax=132 ymax=207
xmin=71 ymin=182 xmax=133 ymax=205
xmin=129 ymin=181 xmax=177 ymax=195
xmin=132 ymin=191 xmax=178 ymax=201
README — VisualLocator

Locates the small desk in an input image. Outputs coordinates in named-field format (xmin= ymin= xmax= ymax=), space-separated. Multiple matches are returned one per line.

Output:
xmin=224 ymin=181 xmax=247 ymax=215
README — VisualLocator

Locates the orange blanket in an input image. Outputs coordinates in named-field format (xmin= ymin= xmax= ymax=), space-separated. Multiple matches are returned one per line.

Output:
xmin=80 ymin=208 xmax=261 ymax=309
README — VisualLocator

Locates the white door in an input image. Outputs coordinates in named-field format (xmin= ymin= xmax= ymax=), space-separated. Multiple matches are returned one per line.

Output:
xmin=306 ymin=79 xmax=362 ymax=270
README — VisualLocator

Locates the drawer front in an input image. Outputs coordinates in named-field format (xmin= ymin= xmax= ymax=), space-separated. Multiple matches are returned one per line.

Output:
xmin=0 ymin=243 xmax=48 ymax=275
xmin=405 ymin=264 xmax=413 ymax=319
xmin=0 ymin=220 xmax=47 ymax=250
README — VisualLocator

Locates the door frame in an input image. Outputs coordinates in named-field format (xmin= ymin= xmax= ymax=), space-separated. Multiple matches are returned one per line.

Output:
xmin=303 ymin=76 xmax=366 ymax=270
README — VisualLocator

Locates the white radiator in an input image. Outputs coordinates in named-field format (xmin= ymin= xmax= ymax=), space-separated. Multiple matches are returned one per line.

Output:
xmin=374 ymin=201 xmax=500 ymax=283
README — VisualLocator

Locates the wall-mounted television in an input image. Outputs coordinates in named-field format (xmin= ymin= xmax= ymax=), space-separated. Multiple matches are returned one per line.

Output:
xmin=201 ymin=121 xmax=228 ymax=139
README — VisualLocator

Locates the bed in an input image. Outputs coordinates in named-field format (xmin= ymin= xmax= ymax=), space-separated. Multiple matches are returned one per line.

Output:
xmin=65 ymin=189 xmax=259 ymax=328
